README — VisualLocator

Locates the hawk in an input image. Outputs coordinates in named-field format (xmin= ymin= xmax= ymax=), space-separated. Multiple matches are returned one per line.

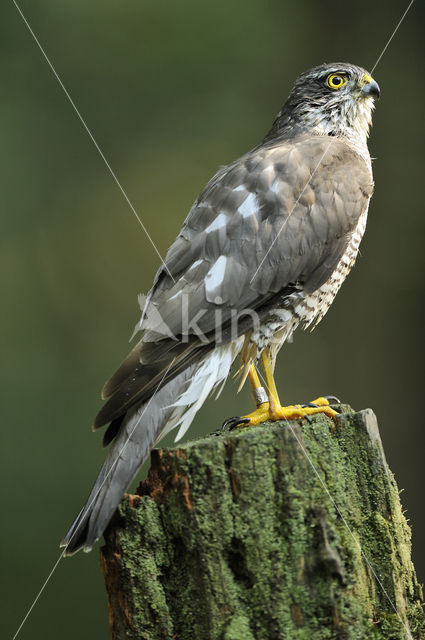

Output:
xmin=62 ymin=62 xmax=380 ymax=555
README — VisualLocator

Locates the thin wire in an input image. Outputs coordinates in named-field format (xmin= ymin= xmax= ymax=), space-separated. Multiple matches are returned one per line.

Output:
xmin=254 ymin=367 xmax=413 ymax=639
xmin=10 ymin=1 xmax=415 ymax=637
xmin=11 ymin=0 xmax=175 ymax=283
xmin=11 ymin=551 xmax=66 ymax=640
xmin=371 ymin=0 xmax=414 ymax=73
xmin=250 ymin=0 xmax=415 ymax=287
xmin=250 ymin=140 xmax=333 ymax=285
xmin=252 ymin=7 xmax=417 ymax=626
xmin=12 ymin=359 xmax=175 ymax=640
xmin=286 ymin=422 xmax=413 ymax=639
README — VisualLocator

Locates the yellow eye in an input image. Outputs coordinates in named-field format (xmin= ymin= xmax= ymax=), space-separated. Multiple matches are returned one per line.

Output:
xmin=326 ymin=73 xmax=347 ymax=90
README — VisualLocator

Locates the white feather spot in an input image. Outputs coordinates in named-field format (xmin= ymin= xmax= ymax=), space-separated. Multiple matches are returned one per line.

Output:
xmin=205 ymin=213 xmax=227 ymax=233
xmin=238 ymin=192 xmax=257 ymax=219
xmin=188 ymin=258 xmax=203 ymax=271
xmin=233 ymin=185 xmax=246 ymax=193
xmin=270 ymin=180 xmax=281 ymax=196
xmin=261 ymin=165 xmax=275 ymax=185
xmin=205 ymin=256 xmax=227 ymax=297
xmin=168 ymin=290 xmax=181 ymax=302
xmin=275 ymin=309 xmax=292 ymax=323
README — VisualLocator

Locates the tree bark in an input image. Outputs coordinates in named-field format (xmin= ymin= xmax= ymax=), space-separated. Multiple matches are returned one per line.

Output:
xmin=100 ymin=407 xmax=424 ymax=640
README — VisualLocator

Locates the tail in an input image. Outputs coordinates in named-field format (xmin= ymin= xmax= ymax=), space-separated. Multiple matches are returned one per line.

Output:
xmin=60 ymin=339 xmax=242 ymax=555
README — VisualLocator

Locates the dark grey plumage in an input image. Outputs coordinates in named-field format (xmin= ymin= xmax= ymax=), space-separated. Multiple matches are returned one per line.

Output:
xmin=62 ymin=62 xmax=379 ymax=555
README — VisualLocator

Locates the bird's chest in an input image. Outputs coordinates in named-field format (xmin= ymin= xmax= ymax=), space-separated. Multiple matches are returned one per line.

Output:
xmin=254 ymin=208 xmax=369 ymax=355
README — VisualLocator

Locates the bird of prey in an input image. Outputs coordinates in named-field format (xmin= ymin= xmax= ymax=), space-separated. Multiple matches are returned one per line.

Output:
xmin=62 ymin=62 xmax=380 ymax=555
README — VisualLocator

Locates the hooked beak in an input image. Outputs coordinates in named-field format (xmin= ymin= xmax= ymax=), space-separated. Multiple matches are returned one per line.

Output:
xmin=361 ymin=76 xmax=380 ymax=100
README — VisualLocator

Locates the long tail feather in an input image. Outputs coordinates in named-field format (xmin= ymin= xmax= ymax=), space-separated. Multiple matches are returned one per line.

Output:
xmin=61 ymin=340 xmax=242 ymax=555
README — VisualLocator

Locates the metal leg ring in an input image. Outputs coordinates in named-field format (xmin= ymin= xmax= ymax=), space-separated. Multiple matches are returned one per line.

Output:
xmin=253 ymin=386 xmax=268 ymax=406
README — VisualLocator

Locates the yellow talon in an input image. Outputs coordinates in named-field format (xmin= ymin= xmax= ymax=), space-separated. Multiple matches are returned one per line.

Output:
xmin=310 ymin=396 xmax=331 ymax=407
xmin=238 ymin=402 xmax=270 ymax=426
xmin=274 ymin=403 xmax=339 ymax=421
xmin=235 ymin=401 xmax=338 ymax=427
xmin=224 ymin=350 xmax=339 ymax=430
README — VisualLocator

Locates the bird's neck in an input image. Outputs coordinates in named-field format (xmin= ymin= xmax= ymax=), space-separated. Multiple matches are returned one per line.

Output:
xmin=265 ymin=97 xmax=375 ymax=167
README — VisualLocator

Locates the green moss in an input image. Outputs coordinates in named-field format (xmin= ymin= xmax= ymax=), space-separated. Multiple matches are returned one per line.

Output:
xmin=223 ymin=614 xmax=255 ymax=640
xmin=102 ymin=408 xmax=425 ymax=640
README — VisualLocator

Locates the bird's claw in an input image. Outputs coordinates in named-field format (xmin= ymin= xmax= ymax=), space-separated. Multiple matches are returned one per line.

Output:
xmin=222 ymin=395 xmax=341 ymax=431
xmin=300 ymin=403 xmax=318 ymax=424
xmin=324 ymin=395 xmax=341 ymax=404
xmin=222 ymin=416 xmax=251 ymax=431
xmin=300 ymin=396 xmax=342 ymax=424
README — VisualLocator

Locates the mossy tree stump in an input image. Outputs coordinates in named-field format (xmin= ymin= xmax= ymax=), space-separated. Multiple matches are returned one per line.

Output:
xmin=101 ymin=407 xmax=424 ymax=639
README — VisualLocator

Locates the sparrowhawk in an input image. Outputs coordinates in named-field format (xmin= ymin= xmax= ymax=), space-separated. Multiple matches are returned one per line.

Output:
xmin=62 ymin=62 xmax=380 ymax=555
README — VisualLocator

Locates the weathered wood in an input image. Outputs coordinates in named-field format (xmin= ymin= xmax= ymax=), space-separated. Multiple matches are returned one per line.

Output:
xmin=100 ymin=407 xmax=424 ymax=639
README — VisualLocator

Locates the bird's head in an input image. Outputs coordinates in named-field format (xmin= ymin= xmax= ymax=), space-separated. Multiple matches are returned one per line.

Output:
xmin=271 ymin=63 xmax=380 ymax=148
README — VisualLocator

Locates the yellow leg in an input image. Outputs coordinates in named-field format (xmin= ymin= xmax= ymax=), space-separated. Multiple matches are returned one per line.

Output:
xmin=240 ymin=364 xmax=270 ymax=424
xmin=247 ymin=363 xmax=262 ymax=393
xmin=261 ymin=349 xmax=281 ymax=418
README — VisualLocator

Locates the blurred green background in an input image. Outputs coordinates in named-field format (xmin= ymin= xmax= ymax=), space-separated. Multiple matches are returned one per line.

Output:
xmin=2 ymin=1 xmax=424 ymax=638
